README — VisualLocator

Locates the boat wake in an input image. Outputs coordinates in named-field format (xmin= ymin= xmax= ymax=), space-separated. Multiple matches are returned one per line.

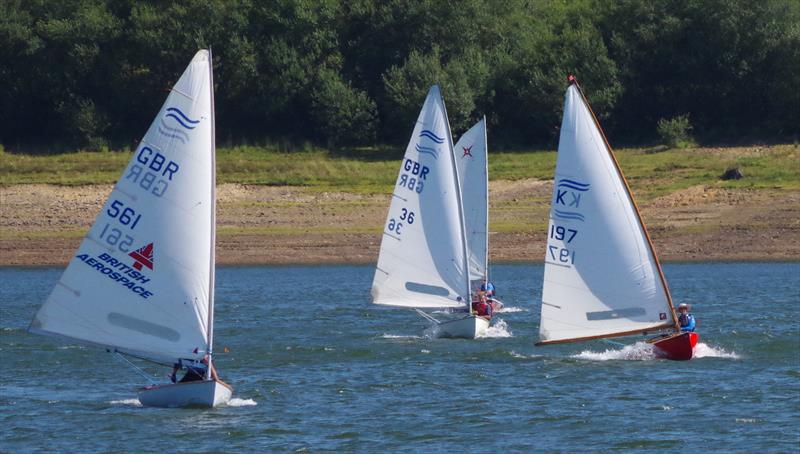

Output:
xmin=572 ymin=342 xmax=658 ymax=361
xmin=379 ymin=334 xmax=423 ymax=340
xmin=227 ymin=398 xmax=257 ymax=407
xmin=693 ymin=342 xmax=739 ymax=359
xmin=496 ymin=306 xmax=526 ymax=313
xmin=573 ymin=341 xmax=739 ymax=361
xmin=109 ymin=398 xmax=142 ymax=407
xmin=477 ymin=319 xmax=513 ymax=338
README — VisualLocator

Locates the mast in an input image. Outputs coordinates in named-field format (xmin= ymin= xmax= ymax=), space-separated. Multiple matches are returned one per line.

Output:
xmin=568 ymin=76 xmax=679 ymax=333
xmin=482 ymin=116 xmax=489 ymax=282
xmin=205 ymin=48 xmax=217 ymax=379
xmin=441 ymin=90 xmax=472 ymax=308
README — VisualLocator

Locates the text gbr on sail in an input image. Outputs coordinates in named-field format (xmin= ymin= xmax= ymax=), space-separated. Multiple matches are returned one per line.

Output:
xmin=125 ymin=146 xmax=180 ymax=197
xmin=397 ymin=158 xmax=429 ymax=193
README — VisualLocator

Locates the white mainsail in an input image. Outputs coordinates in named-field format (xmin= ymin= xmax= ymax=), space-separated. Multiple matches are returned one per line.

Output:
xmin=454 ymin=117 xmax=489 ymax=283
xmin=31 ymin=50 xmax=216 ymax=364
xmin=371 ymin=85 xmax=470 ymax=309
xmin=538 ymin=82 xmax=676 ymax=344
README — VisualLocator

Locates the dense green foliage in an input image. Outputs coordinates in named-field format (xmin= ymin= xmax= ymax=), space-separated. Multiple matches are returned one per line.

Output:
xmin=1 ymin=0 xmax=798 ymax=151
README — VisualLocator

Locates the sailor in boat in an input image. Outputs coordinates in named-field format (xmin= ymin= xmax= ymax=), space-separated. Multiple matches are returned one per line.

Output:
xmin=677 ymin=303 xmax=697 ymax=332
xmin=479 ymin=279 xmax=495 ymax=298
xmin=170 ymin=355 xmax=218 ymax=384
xmin=471 ymin=293 xmax=493 ymax=319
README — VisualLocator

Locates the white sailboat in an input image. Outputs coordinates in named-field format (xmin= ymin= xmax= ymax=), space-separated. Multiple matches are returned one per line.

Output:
xmin=453 ymin=117 xmax=502 ymax=312
xmin=371 ymin=86 xmax=489 ymax=338
xmin=29 ymin=49 xmax=234 ymax=405
xmin=535 ymin=76 xmax=697 ymax=360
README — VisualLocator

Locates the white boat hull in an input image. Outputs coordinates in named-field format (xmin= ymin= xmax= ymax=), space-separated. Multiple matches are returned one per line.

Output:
xmin=138 ymin=379 xmax=232 ymax=408
xmin=436 ymin=315 xmax=490 ymax=339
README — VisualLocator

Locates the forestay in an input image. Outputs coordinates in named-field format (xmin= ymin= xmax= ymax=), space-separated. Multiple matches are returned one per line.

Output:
xmin=538 ymin=83 xmax=676 ymax=344
xmin=371 ymin=86 xmax=469 ymax=309
xmin=454 ymin=118 xmax=489 ymax=283
xmin=30 ymin=50 xmax=215 ymax=364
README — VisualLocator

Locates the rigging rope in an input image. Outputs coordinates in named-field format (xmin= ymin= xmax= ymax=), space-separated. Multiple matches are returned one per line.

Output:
xmin=110 ymin=350 xmax=158 ymax=385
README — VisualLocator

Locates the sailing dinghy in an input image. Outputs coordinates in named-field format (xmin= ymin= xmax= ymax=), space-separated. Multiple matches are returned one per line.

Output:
xmin=372 ymin=86 xmax=490 ymax=338
xmin=29 ymin=49 xmax=233 ymax=406
xmin=535 ymin=77 xmax=698 ymax=360
xmin=454 ymin=117 xmax=503 ymax=313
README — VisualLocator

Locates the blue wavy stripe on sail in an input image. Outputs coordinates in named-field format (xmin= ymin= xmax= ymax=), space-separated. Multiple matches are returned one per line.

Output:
xmin=158 ymin=119 xmax=190 ymax=142
xmin=158 ymin=127 xmax=186 ymax=144
xmin=415 ymin=144 xmax=439 ymax=159
xmin=165 ymin=107 xmax=200 ymax=124
xmin=165 ymin=113 xmax=197 ymax=130
xmin=552 ymin=209 xmax=585 ymax=222
xmin=557 ymin=178 xmax=591 ymax=192
xmin=419 ymin=130 xmax=444 ymax=144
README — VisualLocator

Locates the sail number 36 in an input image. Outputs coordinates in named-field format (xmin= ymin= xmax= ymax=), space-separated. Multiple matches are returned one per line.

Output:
xmin=388 ymin=208 xmax=415 ymax=235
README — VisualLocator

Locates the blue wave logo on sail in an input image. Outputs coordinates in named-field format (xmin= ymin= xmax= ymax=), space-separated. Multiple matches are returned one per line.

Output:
xmin=157 ymin=119 xmax=190 ymax=144
xmin=552 ymin=209 xmax=585 ymax=222
xmin=557 ymin=178 xmax=590 ymax=192
xmin=419 ymin=129 xmax=444 ymax=144
xmin=164 ymin=107 xmax=200 ymax=130
xmin=415 ymin=144 xmax=439 ymax=159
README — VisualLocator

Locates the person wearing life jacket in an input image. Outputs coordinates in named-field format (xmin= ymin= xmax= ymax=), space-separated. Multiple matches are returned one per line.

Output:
xmin=471 ymin=293 xmax=493 ymax=319
xmin=677 ymin=303 xmax=696 ymax=332
xmin=170 ymin=355 xmax=217 ymax=383
xmin=479 ymin=279 xmax=496 ymax=298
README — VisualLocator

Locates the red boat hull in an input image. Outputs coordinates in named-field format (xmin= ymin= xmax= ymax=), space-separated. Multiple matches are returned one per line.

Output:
xmin=651 ymin=332 xmax=699 ymax=360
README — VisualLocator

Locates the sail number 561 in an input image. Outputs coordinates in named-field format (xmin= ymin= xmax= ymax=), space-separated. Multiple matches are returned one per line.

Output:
xmin=107 ymin=200 xmax=142 ymax=229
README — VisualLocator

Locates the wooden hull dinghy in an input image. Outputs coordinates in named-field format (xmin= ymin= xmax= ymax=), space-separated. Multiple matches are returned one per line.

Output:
xmin=535 ymin=76 xmax=698 ymax=359
xmin=651 ymin=332 xmax=699 ymax=361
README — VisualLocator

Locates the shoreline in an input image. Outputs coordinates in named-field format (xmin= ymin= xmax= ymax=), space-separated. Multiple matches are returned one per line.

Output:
xmin=2 ymin=182 xmax=798 ymax=266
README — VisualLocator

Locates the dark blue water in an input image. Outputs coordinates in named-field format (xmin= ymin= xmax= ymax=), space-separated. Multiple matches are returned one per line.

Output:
xmin=1 ymin=263 xmax=798 ymax=452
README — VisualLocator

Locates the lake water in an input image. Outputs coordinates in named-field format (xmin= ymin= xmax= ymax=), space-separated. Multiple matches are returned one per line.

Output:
xmin=1 ymin=263 xmax=798 ymax=452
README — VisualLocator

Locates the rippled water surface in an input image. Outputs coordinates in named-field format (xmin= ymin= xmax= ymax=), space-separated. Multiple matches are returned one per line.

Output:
xmin=1 ymin=263 xmax=798 ymax=452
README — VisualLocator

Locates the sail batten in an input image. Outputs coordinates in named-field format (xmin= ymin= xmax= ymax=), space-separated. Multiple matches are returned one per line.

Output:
xmin=30 ymin=50 xmax=215 ymax=364
xmin=538 ymin=81 xmax=675 ymax=344
xmin=371 ymin=86 xmax=469 ymax=309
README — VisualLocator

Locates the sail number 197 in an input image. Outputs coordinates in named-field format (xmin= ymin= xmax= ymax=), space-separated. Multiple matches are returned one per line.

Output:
xmin=549 ymin=225 xmax=577 ymax=243
xmin=548 ymin=245 xmax=575 ymax=264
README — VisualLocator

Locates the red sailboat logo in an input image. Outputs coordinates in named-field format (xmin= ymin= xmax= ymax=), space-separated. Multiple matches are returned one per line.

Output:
xmin=129 ymin=243 xmax=154 ymax=271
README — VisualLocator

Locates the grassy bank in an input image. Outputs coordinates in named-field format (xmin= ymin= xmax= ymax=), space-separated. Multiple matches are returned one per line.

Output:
xmin=1 ymin=145 xmax=797 ymax=199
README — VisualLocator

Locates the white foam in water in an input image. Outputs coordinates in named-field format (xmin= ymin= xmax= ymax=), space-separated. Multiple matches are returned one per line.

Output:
xmin=496 ymin=306 xmax=526 ymax=313
xmin=380 ymin=334 xmax=423 ymax=340
xmin=227 ymin=398 xmax=257 ymax=407
xmin=573 ymin=341 xmax=740 ymax=361
xmin=693 ymin=342 xmax=740 ymax=359
xmin=509 ymin=350 xmax=542 ymax=359
xmin=110 ymin=398 xmax=142 ymax=407
xmin=477 ymin=319 xmax=513 ymax=338
xmin=573 ymin=341 xmax=657 ymax=361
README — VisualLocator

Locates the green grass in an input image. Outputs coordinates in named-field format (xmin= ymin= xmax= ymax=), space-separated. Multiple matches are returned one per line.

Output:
xmin=2 ymin=144 xmax=797 ymax=197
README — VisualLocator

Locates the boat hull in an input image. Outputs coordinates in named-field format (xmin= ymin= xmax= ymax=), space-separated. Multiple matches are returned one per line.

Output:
xmin=138 ymin=379 xmax=233 ymax=408
xmin=651 ymin=332 xmax=699 ymax=361
xmin=437 ymin=315 xmax=490 ymax=339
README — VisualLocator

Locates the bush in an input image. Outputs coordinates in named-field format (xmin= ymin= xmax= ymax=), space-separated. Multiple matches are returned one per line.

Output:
xmin=657 ymin=114 xmax=693 ymax=148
